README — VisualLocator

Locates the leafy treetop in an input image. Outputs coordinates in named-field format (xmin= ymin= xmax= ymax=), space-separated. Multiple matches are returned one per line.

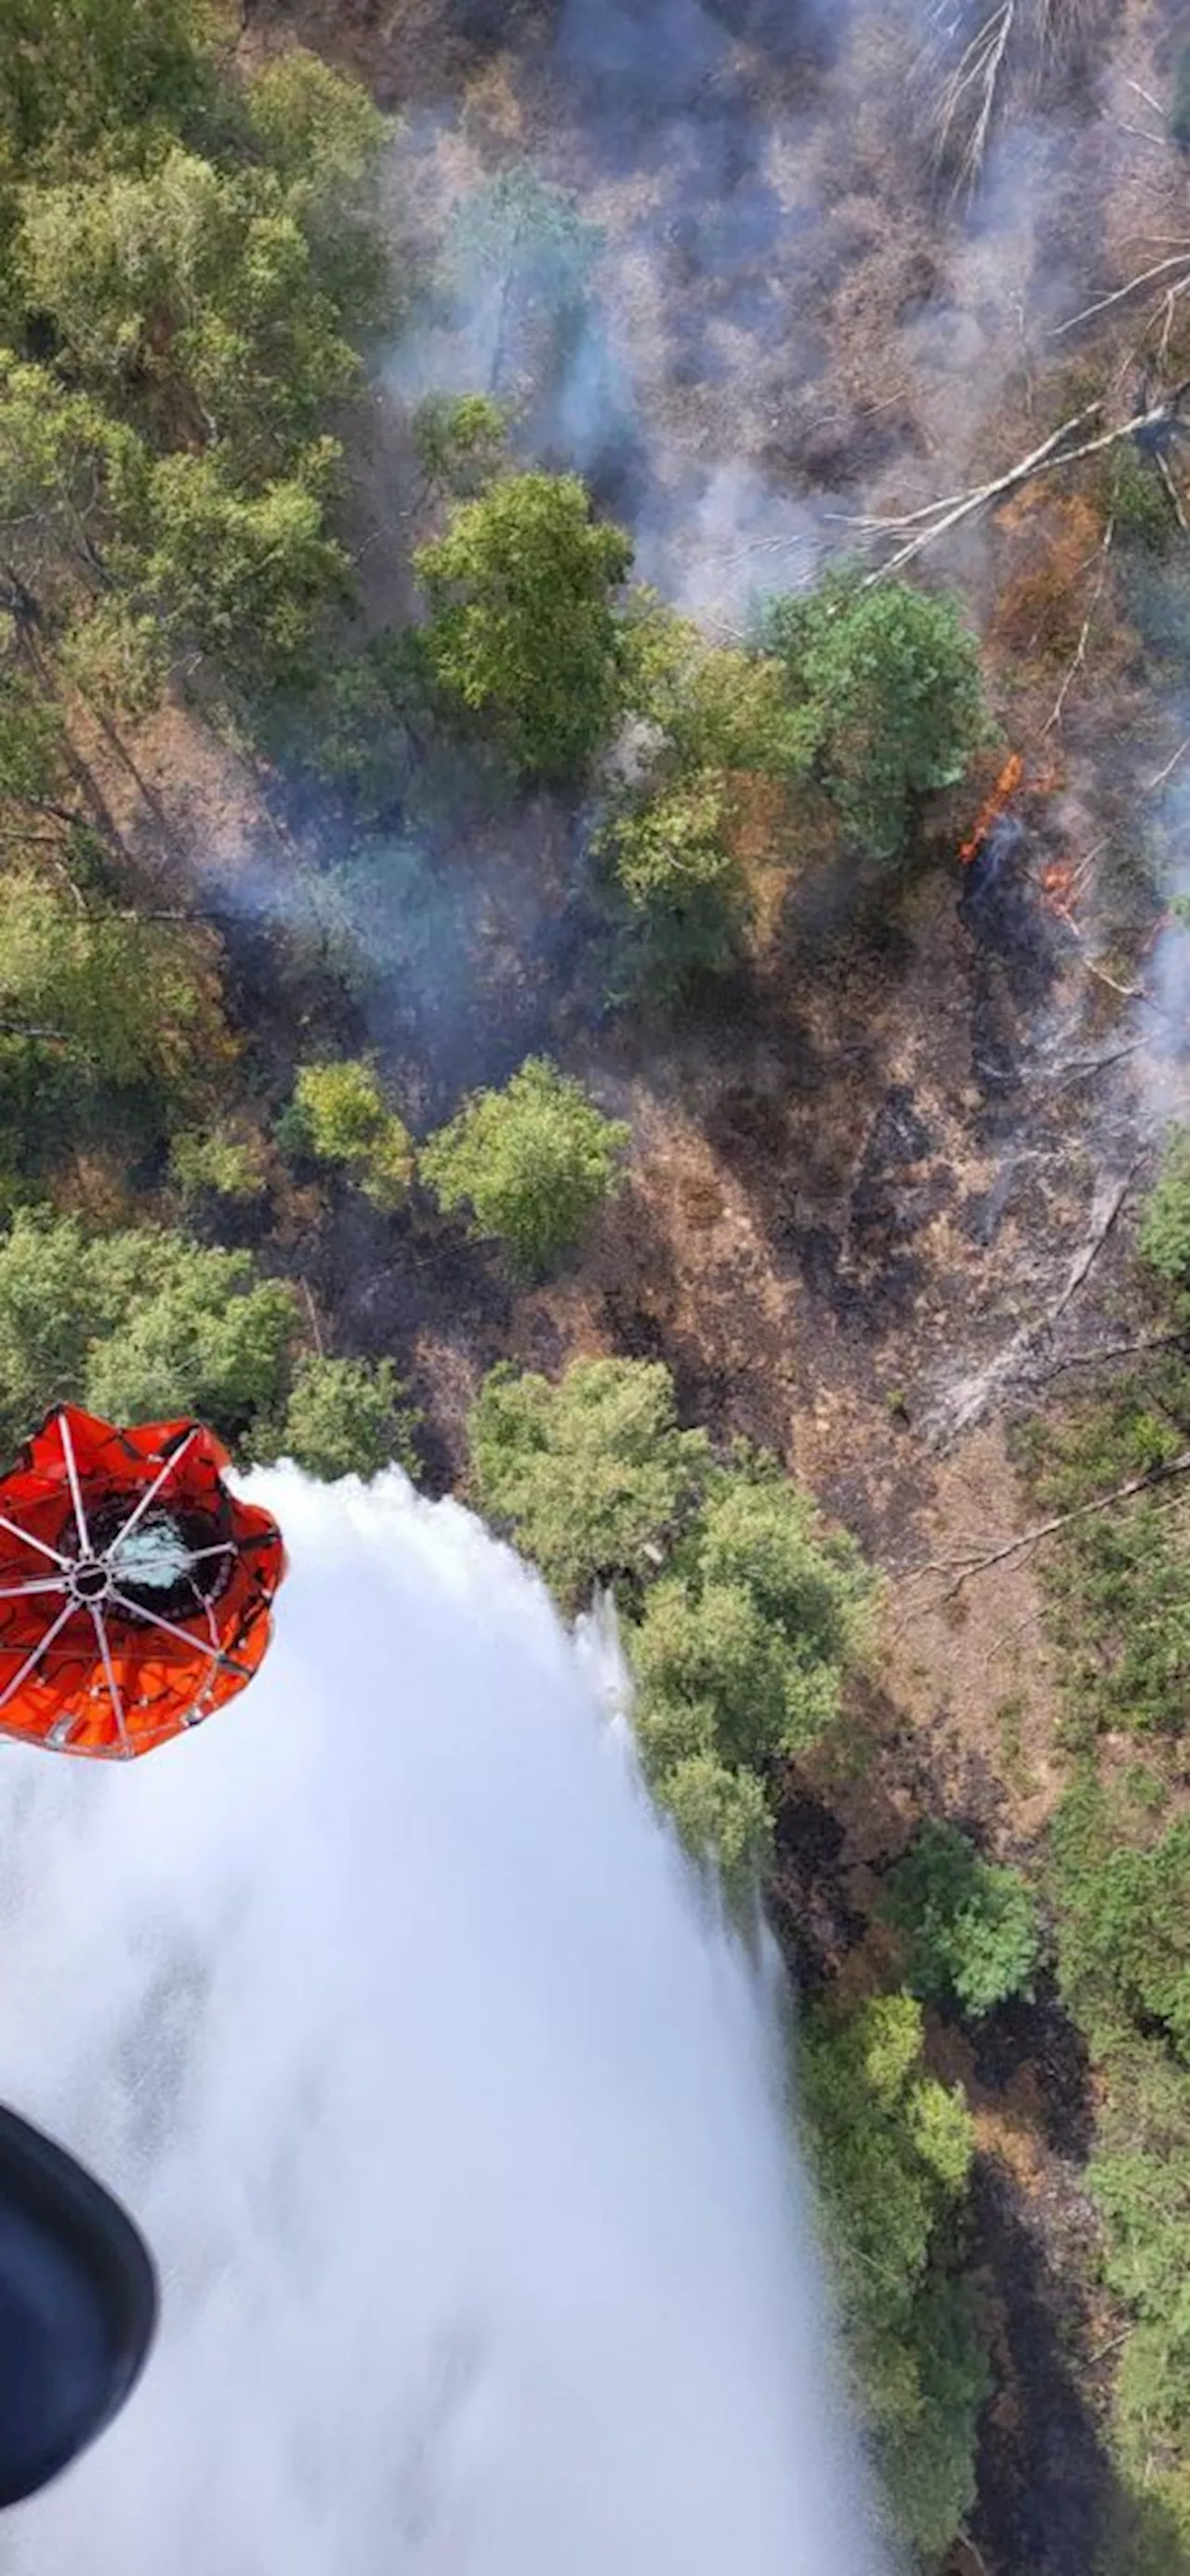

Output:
xmin=0 ymin=1210 xmax=296 ymax=1452
xmin=469 ymin=1354 xmax=711 ymax=1610
xmin=416 ymin=472 xmax=634 ymax=782
xmin=800 ymin=1990 xmax=986 ymax=2565
xmin=15 ymin=148 xmax=362 ymax=477
xmin=1052 ymin=1779 xmax=1190 ymax=2061
xmin=0 ymin=871 xmax=232 ymax=1106
xmin=421 ymin=1056 xmax=629 ymax=1277
xmin=765 ymin=574 xmax=988 ymax=861
xmin=0 ymin=0 xmax=218 ymax=185
xmin=631 ymin=1463 xmax=873 ymax=1772
xmin=879 ymin=1819 xmax=1042 ymax=2020
xmin=281 ymin=1059 xmax=413 ymax=1210
xmin=263 ymin=1353 xmax=420 ymax=1485
xmin=1140 ymin=1125 xmax=1190 ymax=1296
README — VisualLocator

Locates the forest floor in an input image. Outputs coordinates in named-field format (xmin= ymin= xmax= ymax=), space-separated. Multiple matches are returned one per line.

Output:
xmin=116 ymin=2 xmax=1190 ymax=2566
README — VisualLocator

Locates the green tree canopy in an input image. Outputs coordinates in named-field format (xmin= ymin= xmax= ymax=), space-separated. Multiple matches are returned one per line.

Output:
xmin=0 ymin=871 xmax=231 ymax=1106
xmin=879 ymin=1819 xmax=1042 ymax=2020
xmin=626 ymin=609 xmax=811 ymax=776
xmin=631 ymin=1466 xmax=873 ymax=1771
xmin=601 ymin=613 xmax=818 ymax=994
xmin=0 ymin=665 xmax=73 ymax=818
xmin=0 ymin=32 xmax=386 ymax=724
xmin=655 ymin=1748 xmax=774 ymax=1891
xmin=411 ymin=393 xmax=508 ymax=498
xmin=1052 ymin=1781 xmax=1190 ymax=2059
xmin=266 ymin=1353 xmax=419 ymax=1484
xmin=602 ymin=770 xmax=737 ymax=911
xmin=0 ymin=0 xmax=216 ymax=182
xmin=445 ymin=166 xmax=601 ymax=409
xmin=16 ymin=148 xmax=360 ymax=475
xmin=141 ymin=441 xmax=350 ymax=692
xmin=1021 ymin=1377 xmax=1190 ymax=1744
xmin=420 ymin=1056 xmax=629 ymax=1276
xmin=0 ymin=1210 xmax=295 ymax=1449
xmin=800 ymin=1991 xmax=985 ymax=2565
xmin=1140 ymin=1125 xmax=1190 ymax=1293
xmin=0 ymin=351 xmax=347 ymax=702
xmin=168 ymin=1120 xmax=267 ymax=1204
xmin=765 ymin=574 xmax=987 ymax=861
xmin=281 ymin=1058 xmax=413 ymax=1210
xmin=0 ymin=352 xmax=143 ymax=621
xmin=469 ymin=1354 xmax=711 ymax=1609
xmin=415 ymin=472 xmax=634 ymax=782
xmin=242 ymin=47 xmax=390 ymax=327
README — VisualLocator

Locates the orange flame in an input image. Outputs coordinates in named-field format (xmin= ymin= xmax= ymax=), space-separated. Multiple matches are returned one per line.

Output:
xmin=1040 ymin=858 xmax=1078 ymax=927
xmin=959 ymin=752 xmax=1025 ymax=866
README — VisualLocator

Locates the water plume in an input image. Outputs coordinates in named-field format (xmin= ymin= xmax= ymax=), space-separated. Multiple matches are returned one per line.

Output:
xmin=0 ymin=1467 xmax=887 ymax=2576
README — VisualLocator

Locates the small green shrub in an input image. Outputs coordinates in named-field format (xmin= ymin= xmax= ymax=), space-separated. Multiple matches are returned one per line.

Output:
xmin=1112 ymin=447 xmax=1176 ymax=554
xmin=765 ymin=573 xmax=989 ymax=861
xmin=879 ymin=1820 xmax=1042 ymax=2018
xmin=411 ymin=393 xmax=508 ymax=496
xmin=1019 ymin=1373 xmax=1190 ymax=1742
xmin=269 ymin=1353 xmax=419 ymax=1483
xmin=280 ymin=1059 xmax=413 ymax=1209
xmin=469 ymin=1355 xmax=710 ymax=1609
xmin=415 ymin=471 xmax=633 ymax=782
xmin=420 ymin=1056 xmax=629 ymax=1276
xmin=169 ymin=1123 xmax=266 ymax=1203
xmin=653 ymin=1749 xmax=774 ymax=1889
xmin=1141 ymin=1126 xmax=1190 ymax=1287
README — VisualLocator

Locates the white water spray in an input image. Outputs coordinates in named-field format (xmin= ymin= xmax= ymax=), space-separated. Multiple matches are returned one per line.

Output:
xmin=0 ymin=1469 xmax=886 ymax=2574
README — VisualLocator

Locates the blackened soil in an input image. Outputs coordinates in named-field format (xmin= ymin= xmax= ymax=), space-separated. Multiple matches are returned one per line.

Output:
xmin=968 ymin=2160 xmax=1109 ymax=2576
xmin=968 ymin=1979 xmax=1096 ymax=2165
xmin=768 ymin=1783 xmax=866 ymax=1995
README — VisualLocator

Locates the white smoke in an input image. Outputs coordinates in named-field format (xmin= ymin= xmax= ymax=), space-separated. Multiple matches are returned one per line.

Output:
xmin=0 ymin=1468 xmax=887 ymax=2576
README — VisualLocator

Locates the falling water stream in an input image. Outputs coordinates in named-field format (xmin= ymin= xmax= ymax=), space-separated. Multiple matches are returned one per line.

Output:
xmin=0 ymin=1468 xmax=886 ymax=2574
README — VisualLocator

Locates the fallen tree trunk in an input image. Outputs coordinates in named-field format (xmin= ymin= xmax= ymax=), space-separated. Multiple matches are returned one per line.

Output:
xmin=902 ymin=1445 xmax=1190 ymax=1599
xmin=837 ymin=393 xmax=1190 ymax=583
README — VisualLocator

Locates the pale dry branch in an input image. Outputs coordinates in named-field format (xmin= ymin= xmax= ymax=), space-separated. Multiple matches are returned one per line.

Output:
xmin=846 ymin=395 xmax=1189 ymax=584
xmin=1042 ymin=514 xmax=1115 ymax=732
xmin=924 ymin=0 xmax=1092 ymax=199
xmin=299 ymin=1278 xmax=325 ymax=1360
xmin=1126 ymin=77 xmax=1165 ymax=119
xmin=1051 ymin=1040 xmax=1146 ymax=1093
xmin=834 ymin=405 xmax=1102 ymax=582
xmin=1050 ymin=251 xmax=1190 ymax=340
xmin=1042 ymin=1155 xmax=1144 ymax=1334
xmin=1157 ymin=273 xmax=1190 ymax=364
xmin=901 ymin=1446 xmax=1190 ymax=1600
xmin=1038 ymin=1330 xmax=1187 ymax=1380
xmin=1156 ymin=447 xmax=1190 ymax=531
xmin=1144 ymin=735 xmax=1190 ymax=793
xmin=939 ymin=1 xmax=1017 ymax=198
xmin=1082 ymin=957 xmax=1147 ymax=1004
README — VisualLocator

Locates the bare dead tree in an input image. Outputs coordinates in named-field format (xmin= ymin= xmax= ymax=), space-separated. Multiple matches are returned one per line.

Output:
xmin=899 ymin=1444 xmax=1190 ymax=1601
xmin=921 ymin=0 xmax=1099 ymax=200
xmin=1050 ymin=249 xmax=1190 ymax=345
xmin=836 ymin=383 xmax=1190 ymax=581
